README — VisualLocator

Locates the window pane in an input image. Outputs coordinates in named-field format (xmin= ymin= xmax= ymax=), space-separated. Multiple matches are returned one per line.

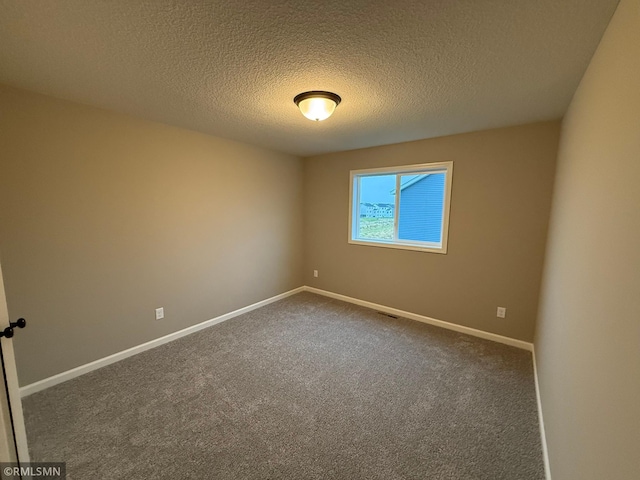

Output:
xmin=357 ymin=174 xmax=396 ymax=241
xmin=397 ymin=172 xmax=445 ymax=243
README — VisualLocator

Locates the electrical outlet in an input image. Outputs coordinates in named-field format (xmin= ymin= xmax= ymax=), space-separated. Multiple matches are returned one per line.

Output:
xmin=313 ymin=270 xmax=318 ymax=278
xmin=497 ymin=307 xmax=506 ymax=319
xmin=155 ymin=307 xmax=164 ymax=320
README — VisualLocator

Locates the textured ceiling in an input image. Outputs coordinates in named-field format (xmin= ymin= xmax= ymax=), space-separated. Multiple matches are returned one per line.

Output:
xmin=0 ymin=0 xmax=619 ymax=156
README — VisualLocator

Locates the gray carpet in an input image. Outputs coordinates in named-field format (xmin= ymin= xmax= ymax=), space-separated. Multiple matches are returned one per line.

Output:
xmin=23 ymin=292 xmax=544 ymax=479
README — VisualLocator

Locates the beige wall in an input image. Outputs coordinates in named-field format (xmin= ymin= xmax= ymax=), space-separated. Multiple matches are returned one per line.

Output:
xmin=304 ymin=122 xmax=559 ymax=342
xmin=535 ymin=0 xmax=640 ymax=478
xmin=0 ymin=85 xmax=304 ymax=386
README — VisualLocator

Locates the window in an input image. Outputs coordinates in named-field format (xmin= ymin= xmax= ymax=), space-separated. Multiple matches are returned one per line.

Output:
xmin=349 ymin=162 xmax=453 ymax=253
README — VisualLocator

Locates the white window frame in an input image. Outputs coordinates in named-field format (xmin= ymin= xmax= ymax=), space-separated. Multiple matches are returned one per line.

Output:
xmin=348 ymin=161 xmax=453 ymax=254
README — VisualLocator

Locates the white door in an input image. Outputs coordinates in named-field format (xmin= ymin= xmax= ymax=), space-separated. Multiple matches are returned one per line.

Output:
xmin=0 ymin=260 xmax=29 ymax=463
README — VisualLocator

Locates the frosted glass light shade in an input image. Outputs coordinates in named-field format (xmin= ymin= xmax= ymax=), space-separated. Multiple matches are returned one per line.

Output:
xmin=294 ymin=91 xmax=341 ymax=121
xmin=298 ymin=97 xmax=336 ymax=121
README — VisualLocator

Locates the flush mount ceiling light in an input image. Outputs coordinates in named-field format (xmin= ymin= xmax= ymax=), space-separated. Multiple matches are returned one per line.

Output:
xmin=293 ymin=91 xmax=341 ymax=121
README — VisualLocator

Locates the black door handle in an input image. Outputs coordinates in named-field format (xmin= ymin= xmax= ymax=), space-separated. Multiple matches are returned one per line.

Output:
xmin=0 ymin=318 xmax=26 ymax=339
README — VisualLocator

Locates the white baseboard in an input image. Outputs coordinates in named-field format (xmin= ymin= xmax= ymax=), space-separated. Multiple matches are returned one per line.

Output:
xmin=20 ymin=286 xmax=305 ymax=397
xmin=21 ymin=285 xmax=535 ymax=398
xmin=304 ymin=286 xmax=534 ymax=351
xmin=532 ymin=347 xmax=552 ymax=480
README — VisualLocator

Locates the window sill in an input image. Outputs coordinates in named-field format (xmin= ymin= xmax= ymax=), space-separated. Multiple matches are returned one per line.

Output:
xmin=348 ymin=239 xmax=447 ymax=254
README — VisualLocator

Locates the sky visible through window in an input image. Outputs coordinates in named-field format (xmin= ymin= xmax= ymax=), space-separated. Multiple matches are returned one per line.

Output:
xmin=359 ymin=174 xmax=421 ymax=204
